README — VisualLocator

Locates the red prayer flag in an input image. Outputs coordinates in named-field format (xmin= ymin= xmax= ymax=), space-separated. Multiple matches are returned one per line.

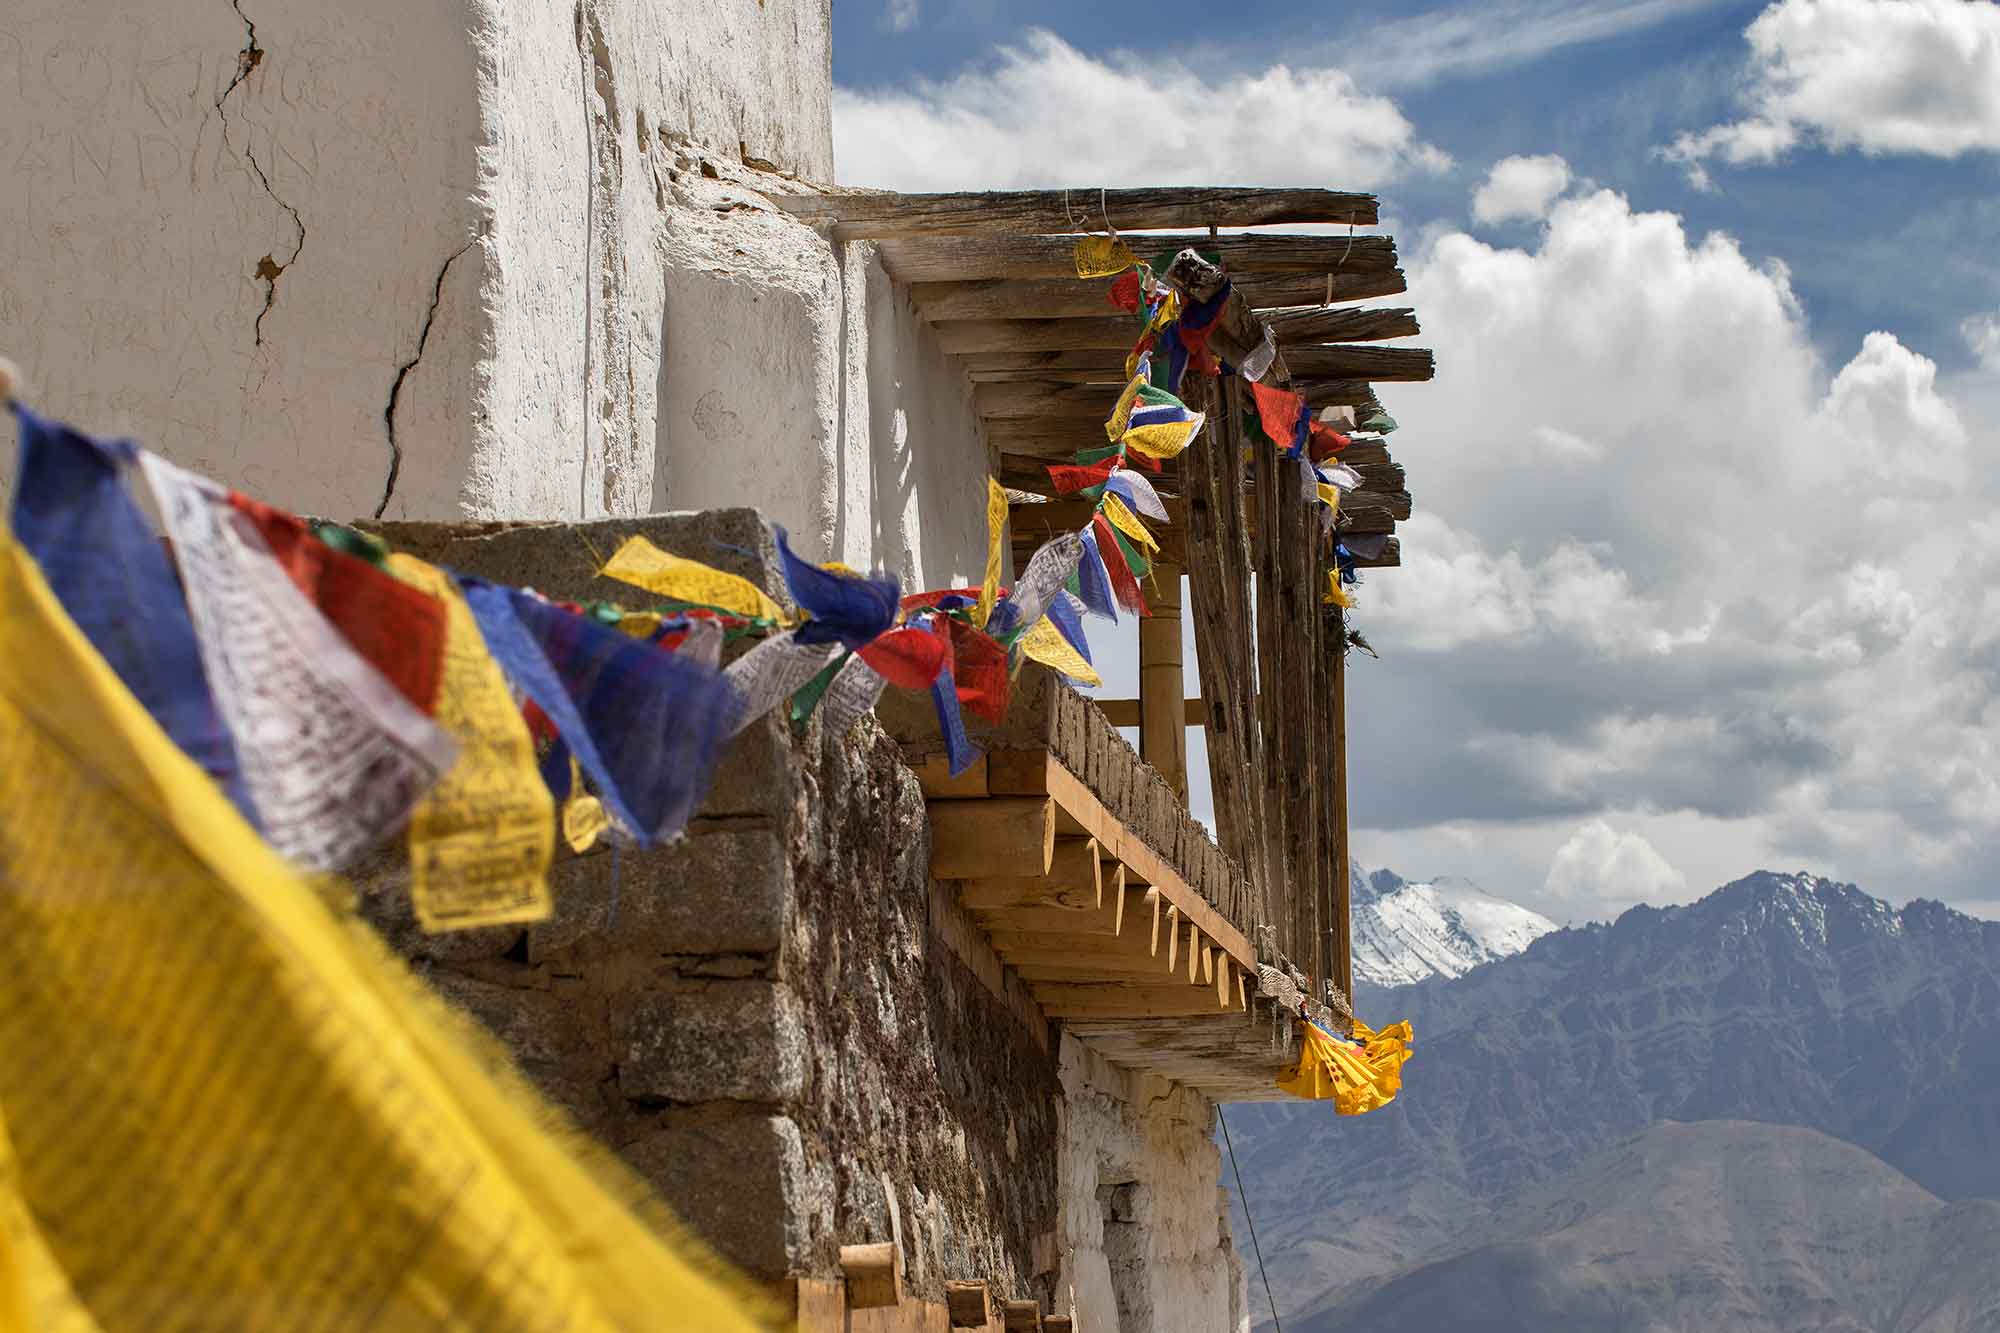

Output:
xmin=858 ymin=625 xmax=950 ymax=689
xmin=227 ymin=495 xmax=447 ymax=713
xmin=1309 ymin=423 xmax=1352 ymax=461
xmin=1091 ymin=514 xmax=1147 ymax=617
xmin=947 ymin=618 xmax=1011 ymax=725
xmin=1107 ymin=271 xmax=1142 ymax=314
xmin=1047 ymin=458 xmax=1121 ymax=495
xmin=1250 ymin=382 xmax=1308 ymax=453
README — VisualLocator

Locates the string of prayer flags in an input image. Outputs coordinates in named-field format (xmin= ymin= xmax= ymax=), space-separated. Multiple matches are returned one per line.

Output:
xmin=0 ymin=530 xmax=782 ymax=1329
xmin=988 ymin=529 xmax=1083 ymax=639
xmin=1090 ymin=513 xmax=1147 ymax=617
xmin=387 ymin=554 xmax=556 ymax=931
xmin=721 ymin=632 xmax=843 ymax=736
xmin=1275 ymin=1016 xmax=1414 ymax=1115
xmin=1120 ymin=384 xmax=1205 ymax=461
xmin=601 ymin=534 xmax=787 ymax=624
xmin=141 ymin=451 xmax=458 ymax=873
xmin=7 ymin=402 xmax=254 ymax=820
xmin=1073 ymin=233 xmax=1137 ymax=278
xmin=234 ymin=494 xmax=448 ymax=716
xmin=974 ymin=476 xmax=1007 ymax=628
xmin=773 ymin=529 xmax=900 ymax=649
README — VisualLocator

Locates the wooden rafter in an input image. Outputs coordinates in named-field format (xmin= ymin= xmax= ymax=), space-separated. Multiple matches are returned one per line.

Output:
xmin=769 ymin=186 xmax=1379 ymax=238
xmin=875 ymin=232 xmax=1397 ymax=283
xmin=910 ymin=268 xmax=1409 ymax=322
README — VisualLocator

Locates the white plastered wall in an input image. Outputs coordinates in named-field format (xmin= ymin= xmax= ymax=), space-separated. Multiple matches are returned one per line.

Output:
xmin=1055 ymin=1034 xmax=1252 ymax=1333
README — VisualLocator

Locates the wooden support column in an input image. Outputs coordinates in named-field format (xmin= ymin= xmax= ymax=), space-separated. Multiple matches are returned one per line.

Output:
xmin=1139 ymin=560 xmax=1188 ymax=804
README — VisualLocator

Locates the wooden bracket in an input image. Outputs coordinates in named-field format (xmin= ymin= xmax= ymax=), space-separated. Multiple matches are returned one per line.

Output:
xmin=839 ymin=1241 xmax=902 ymax=1310
xmin=1002 ymin=1300 xmax=1043 ymax=1332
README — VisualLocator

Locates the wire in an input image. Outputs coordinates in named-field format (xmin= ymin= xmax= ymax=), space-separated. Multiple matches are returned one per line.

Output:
xmin=1219 ymin=1106 xmax=1282 ymax=1332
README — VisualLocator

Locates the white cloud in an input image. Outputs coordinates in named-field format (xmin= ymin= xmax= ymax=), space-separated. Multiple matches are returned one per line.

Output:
xmin=882 ymin=0 xmax=918 ymax=33
xmin=1328 ymin=0 xmax=1734 ymax=89
xmin=1545 ymin=819 xmax=1688 ymax=905
xmin=1663 ymin=0 xmax=2000 ymax=184
xmin=832 ymin=31 xmax=1451 ymax=190
xmin=1472 ymin=154 xmax=1574 ymax=224
xmin=1965 ymin=312 xmax=2000 ymax=372
xmin=1343 ymin=184 xmax=2000 ymax=913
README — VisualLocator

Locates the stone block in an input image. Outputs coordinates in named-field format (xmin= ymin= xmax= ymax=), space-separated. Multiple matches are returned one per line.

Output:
xmin=531 ymin=827 xmax=789 ymax=961
xmin=619 ymin=979 xmax=805 ymax=1104
xmin=625 ymin=1113 xmax=815 ymax=1277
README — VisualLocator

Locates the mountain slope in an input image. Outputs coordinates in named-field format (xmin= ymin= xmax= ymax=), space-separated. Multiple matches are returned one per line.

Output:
xmin=1296 ymin=1121 xmax=2000 ymax=1333
xmin=1225 ymin=872 xmax=2000 ymax=1320
xmin=1350 ymin=866 xmax=1555 ymax=986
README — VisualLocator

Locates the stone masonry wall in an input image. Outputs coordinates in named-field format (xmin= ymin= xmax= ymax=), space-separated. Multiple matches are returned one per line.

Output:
xmin=358 ymin=512 xmax=1059 ymax=1303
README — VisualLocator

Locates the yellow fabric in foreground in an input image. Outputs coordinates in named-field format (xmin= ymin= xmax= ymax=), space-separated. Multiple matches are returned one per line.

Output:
xmin=0 ymin=535 xmax=778 ymax=1332
xmin=389 ymin=555 xmax=555 ymax=934
xmin=1276 ymin=1018 xmax=1414 ymax=1115
xmin=599 ymin=535 xmax=786 ymax=624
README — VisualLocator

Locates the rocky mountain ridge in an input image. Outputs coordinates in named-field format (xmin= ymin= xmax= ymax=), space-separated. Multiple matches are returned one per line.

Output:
xmin=1349 ymin=864 xmax=1555 ymax=986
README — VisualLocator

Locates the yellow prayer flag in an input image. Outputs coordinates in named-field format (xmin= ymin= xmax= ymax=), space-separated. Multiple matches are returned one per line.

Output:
xmin=563 ymin=758 xmax=610 ymax=854
xmin=1073 ymin=234 xmax=1136 ymax=278
xmin=974 ymin=476 xmax=1007 ymax=629
xmin=1019 ymin=616 xmax=1101 ymax=687
xmin=617 ymin=610 xmax=665 ymax=639
xmin=0 ymin=534 xmax=780 ymax=1332
xmin=1276 ymin=1017 xmax=1413 ymax=1115
xmin=600 ymin=535 xmax=785 ymax=624
xmin=1122 ymin=416 xmax=1203 ymax=462
xmin=1104 ymin=373 xmax=1145 ymax=442
xmin=388 ymin=555 xmax=556 ymax=934
xmin=1100 ymin=493 xmax=1158 ymax=554
xmin=1316 ymin=482 xmax=1343 ymax=515
xmin=1323 ymin=569 xmax=1355 ymax=608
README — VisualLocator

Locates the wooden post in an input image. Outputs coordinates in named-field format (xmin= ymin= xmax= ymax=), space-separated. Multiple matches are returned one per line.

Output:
xmin=1139 ymin=560 xmax=1188 ymax=804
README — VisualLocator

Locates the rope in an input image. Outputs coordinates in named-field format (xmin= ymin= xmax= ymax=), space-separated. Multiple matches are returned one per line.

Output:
xmin=1219 ymin=1106 xmax=1282 ymax=1332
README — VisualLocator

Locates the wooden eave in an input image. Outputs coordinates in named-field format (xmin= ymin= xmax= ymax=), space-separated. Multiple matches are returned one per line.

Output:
xmin=769 ymin=185 xmax=1431 ymax=568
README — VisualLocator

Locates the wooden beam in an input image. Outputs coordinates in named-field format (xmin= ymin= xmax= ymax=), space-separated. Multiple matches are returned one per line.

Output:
xmin=936 ymin=319 xmax=1136 ymax=356
xmin=771 ymin=187 xmax=1379 ymax=238
xmin=929 ymin=797 xmax=1055 ymax=879
xmin=913 ymin=268 xmax=1409 ymax=322
xmin=877 ymin=232 xmax=1398 ymax=284
xmin=1034 ymin=981 xmax=1247 ymax=1019
xmin=946 ymin=1281 xmax=991 ymax=1328
xmin=1268 ymin=305 xmax=1420 ymax=345
xmin=1284 ymin=344 xmax=1435 ymax=382
xmin=912 ymin=753 xmax=989 ymax=799
xmin=1092 ymin=696 xmax=1206 ymax=729
xmin=840 ymin=1242 xmax=903 ymax=1310
xmin=1138 ymin=560 xmax=1188 ymax=804
xmin=959 ymin=349 xmax=1133 ymax=384
xmin=956 ymin=838 xmax=1099 ymax=911
xmin=974 ymin=380 xmax=1121 ymax=419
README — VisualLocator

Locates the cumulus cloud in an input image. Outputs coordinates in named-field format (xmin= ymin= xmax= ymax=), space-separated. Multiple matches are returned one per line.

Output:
xmin=1965 ymin=312 xmax=2000 ymax=372
xmin=1545 ymin=819 xmax=1688 ymax=904
xmin=1345 ymin=184 xmax=1998 ymax=911
xmin=1472 ymin=154 xmax=1573 ymax=224
xmin=1663 ymin=0 xmax=2000 ymax=186
xmin=833 ymin=31 xmax=1451 ymax=190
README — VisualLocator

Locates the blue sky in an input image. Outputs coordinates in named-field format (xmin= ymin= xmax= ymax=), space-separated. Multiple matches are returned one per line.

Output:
xmin=831 ymin=0 xmax=2000 ymax=921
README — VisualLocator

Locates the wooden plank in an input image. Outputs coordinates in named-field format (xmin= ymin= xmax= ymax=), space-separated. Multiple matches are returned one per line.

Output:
xmin=797 ymin=1277 xmax=847 ymax=1333
xmin=913 ymin=268 xmax=1407 ymax=322
xmin=929 ymin=877 xmax=1052 ymax=1053
xmin=1010 ymin=956 xmax=1189 ymax=982
xmin=959 ymin=350 xmax=1133 ymax=384
xmin=974 ymin=379 xmax=1122 ymax=419
xmin=929 ymin=797 xmax=1055 ymax=878
xmin=1268 ymin=305 xmax=1419 ymax=345
xmin=1034 ymin=981 xmax=1248 ymax=1019
xmin=771 ymin=186 xmax=1378 ymax=238
xmin=936 ymin=318 xmax=1137 ymax=356
xmin=1091 ymin=696 xmax=1206 ymax=729
xmin=913 ymin=753 xmax=989 ymax=799
xmin=986 ymin=749 xmax=1053 ymax=796
xmin=877 ymin=232 xmax=1398 ymax=284
xmin=956 ymin=838 xmax=1098 ymax=912
xmin=1285 ymin=344 xmax=1434 ymax=382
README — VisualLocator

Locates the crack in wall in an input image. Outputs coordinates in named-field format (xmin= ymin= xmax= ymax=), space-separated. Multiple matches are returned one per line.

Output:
xmin=377 ymin=240 xmax=477 ymax=519
xmin=215 ymin=0 xmax=305 ymax=347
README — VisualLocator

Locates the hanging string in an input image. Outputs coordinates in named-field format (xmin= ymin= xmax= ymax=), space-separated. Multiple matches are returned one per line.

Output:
xmin=1219 ymin=1106 xmax=1283 ymax=1333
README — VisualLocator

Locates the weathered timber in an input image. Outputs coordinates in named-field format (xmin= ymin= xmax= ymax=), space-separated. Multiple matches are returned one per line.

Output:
xmin=959 ymin=350 xmax=1135 ymax=384
xmin=1090 ymin=697 xmax=1206 ymax=729
xmin=1002 ymin=1300 xmax=1043 ymax=1332
xmin=840 ymin=1241 xmax=902 ymax=1309
xmin=1284 ymin=344 xmax=1435 ymax=382
xmin=936 ymin=318 xmax=1140 ymax=356
xmin=928 ymin=797 xmax=1055 ymax=878
xmin=1033 ymin=981 xmax=1246 ymax=1020
xmin=1331 ymin=609 xmax=1354 ymax=1002
xmin=1161 ymin=248 xmax=1287 ymax=385
xmin=770 ymin=186 xmax=1378 ymax=238
xmin=1268 ymin=305 xmax=1420 ymax=345
xmin=911 ymin=268 xmax=1408 ymax=321
xmin=876 ymin=232 xmax=1397 ymax=284
xmin=945 ymin=1281 xmax=992 ymax=1327
xmin=1296 ymin=379 xmax=1381 ymax=410
xmin=911 ymin=753 xmax=989 ymax=799
xmin=1139 ymin=560 xmax=1189 ymax=804
xmin=974 ymin=380 xmax=1123 ymax=420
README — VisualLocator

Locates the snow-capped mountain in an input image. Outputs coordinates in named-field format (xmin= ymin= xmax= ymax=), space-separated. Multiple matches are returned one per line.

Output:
xmin=1349 ymin=865 xmax=1555 ymax=985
